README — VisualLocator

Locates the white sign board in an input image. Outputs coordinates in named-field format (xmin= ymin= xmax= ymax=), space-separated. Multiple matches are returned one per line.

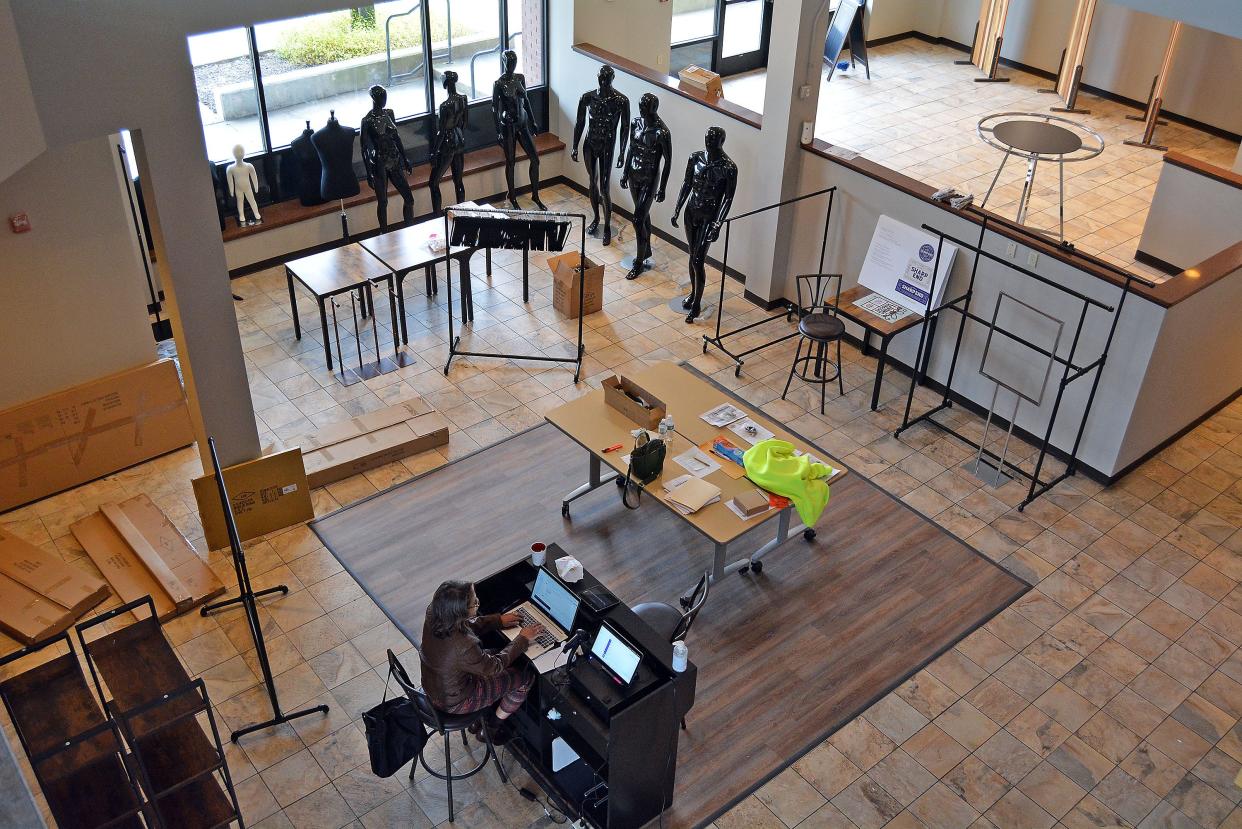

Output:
xmin=858 ymin=216 xmax=958 ymax=316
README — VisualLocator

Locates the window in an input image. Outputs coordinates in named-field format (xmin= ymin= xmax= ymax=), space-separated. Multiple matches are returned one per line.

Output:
xmin=254 ymin=3 xmax=429 ymax=149
xmin=671 ymin=0 xmax=717 ymax=45
xmin=189 ymin=28 xmax=264 ymax=162
xmin=430 ymin=0 xmax=502 ymax=106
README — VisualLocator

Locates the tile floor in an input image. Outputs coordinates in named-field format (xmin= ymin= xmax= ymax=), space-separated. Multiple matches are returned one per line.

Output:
xmin=722 ymin=38 xmax=1241 ymax=283
xmin=4 ymin=185 xmax=1242 ymax=829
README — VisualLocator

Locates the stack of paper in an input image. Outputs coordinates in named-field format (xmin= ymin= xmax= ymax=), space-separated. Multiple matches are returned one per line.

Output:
xmin=663 ymin=475 xmax=722 ymax=515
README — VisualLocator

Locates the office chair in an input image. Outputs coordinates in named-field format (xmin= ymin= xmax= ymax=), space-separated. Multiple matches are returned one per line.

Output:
xmin=782 ymin=273 xmax=846 ymax=414
xmin=632 ymin=571 xmax=710 ymax=729
xmin=387 ymin=649 xmax=506 ymax=823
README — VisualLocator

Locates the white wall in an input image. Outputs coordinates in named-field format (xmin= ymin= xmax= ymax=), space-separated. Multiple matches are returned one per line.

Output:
xmin=1108 ymin=0 xmax=1242 ymax=41
xmin=1138 ymin=162 xmax=1242 ymax=271
xmin=0 ymin=135 xmax=154 ymax=410
xmin=573 ymin=0 xmax=674 ymax=72
xmin=0 ymin=0 xmax=44 ymax=183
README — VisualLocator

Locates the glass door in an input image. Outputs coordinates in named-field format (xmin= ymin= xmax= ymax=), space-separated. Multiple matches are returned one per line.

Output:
xmin=714 ymin=0 xmax=772 ymax=77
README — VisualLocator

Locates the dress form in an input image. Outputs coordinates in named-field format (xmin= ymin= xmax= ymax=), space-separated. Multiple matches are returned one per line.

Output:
xmin=226 ymin=144 xmax=262 ymax=226
xmin=671 ymin=127 xmax=737 ymax=322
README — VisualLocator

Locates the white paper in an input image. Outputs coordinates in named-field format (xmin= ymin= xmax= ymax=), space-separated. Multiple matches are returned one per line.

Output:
xmin=858 ymin=215 xmax=958 ymax=316
xmin=727 ymin=417 xmax=774 ymax=445
xmin=853 ymin=291 xmax=914 ymax=323
xmin=724 ymin=497 xmax=775 ymax=521
xmin=794 ymin=450 xmax=844 ymax=480
xmin=673 ymin=447 xmax=720 ymax=477
xmin=701 ymin=403 xmax=747 ymax=427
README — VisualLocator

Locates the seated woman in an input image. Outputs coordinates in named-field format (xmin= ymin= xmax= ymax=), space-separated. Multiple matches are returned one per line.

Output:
xmin=420 ymin=580 xmax=543 ymax=741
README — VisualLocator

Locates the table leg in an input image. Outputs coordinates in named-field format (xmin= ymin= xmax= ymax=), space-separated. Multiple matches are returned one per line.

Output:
xmin=485 ymin=247 xmax=492 ymax=277
xmin=286 ymin=269 xmax=301 ymax=340
xmin=1058 ymin=156 xmax=1066 ymax=241
xmin=560 ymin=453 xmax=619 ymax=517
xmin=522 ymin=241 xmax=530 ymax=304
xmin=424 ymin=265 xmax=433 ymax=297
xmin=980 ymin=149 xmax=1012 ymax=209
xmin=699 ymin=507 xmax=808 ymax=591
xmin=1016 ymin=156 xmax=1039 ymax=225
xmin=358 ymin=287 xmax=370 ymax=320
xmin=395 ymin=273 xmax=408 ymax=345
xmin=871 ymin=336 xmax=890 ymax=411
xmin=318 ymin=297 xmax=333 ymax=371
xmin=384 ymin=276 xmax=400 ymax=350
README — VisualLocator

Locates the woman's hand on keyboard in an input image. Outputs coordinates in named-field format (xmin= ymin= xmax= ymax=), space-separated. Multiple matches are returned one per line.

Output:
xmin=520 ymin=624 xmax=546 ymax=641
xmin=500 ymin=612 xmax=522 ymax=628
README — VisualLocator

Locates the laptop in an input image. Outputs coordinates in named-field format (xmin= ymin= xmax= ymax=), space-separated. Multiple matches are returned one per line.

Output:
xmin=502 ymin=568 xmax=580 ymax=659
xmin=588 ymin=621 xmax=643 ymax=685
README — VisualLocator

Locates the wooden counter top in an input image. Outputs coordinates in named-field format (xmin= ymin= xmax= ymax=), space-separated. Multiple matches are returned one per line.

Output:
xmin=1163 ymin=151 xmax=1242 ymax=191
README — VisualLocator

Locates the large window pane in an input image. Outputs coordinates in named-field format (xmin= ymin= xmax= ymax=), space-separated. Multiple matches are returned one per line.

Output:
xmin=254 ymin=3 xmax=429 ymax=150
xmin=508 ymin=0 xmax=544 ymax=87
xmin=190 ymin=28 xmax=264 ymax=163
xmin=430 ymin=0 xmax=502 ymax=106
xmin=672 ymin=0 xmax=716 ymax=45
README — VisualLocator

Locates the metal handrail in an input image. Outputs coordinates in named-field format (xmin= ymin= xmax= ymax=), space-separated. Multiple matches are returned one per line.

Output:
xmin=386 ymin=1 xmax=453 ymax=85
xmin=469 ymin=31 xmax=521 ymax=96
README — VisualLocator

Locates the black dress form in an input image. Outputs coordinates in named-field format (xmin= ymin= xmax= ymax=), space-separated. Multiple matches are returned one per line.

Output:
xmin=311 ymin=113 xmax=361 ymax=201
xmin=291 ymin=121 xmax=328 ymax=207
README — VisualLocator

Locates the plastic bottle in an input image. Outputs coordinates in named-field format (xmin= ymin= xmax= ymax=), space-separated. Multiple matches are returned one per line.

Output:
xmin=672 ymin=640 xmax=688 ymax=672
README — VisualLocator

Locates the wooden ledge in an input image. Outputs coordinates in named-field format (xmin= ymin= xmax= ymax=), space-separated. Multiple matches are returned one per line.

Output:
xmin=572 ymin=43 xmax=762 ymax=130
xmin=803 ymin=138 xmax=1241 ymax=308
xmin=222 ymin=133 xmax=566 ymax=242
xmin=1163 ymin=151 xmax=1242 ymax=191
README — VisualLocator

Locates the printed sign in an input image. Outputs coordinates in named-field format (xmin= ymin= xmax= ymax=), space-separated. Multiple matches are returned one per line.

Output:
xmin=857 ymin=216 xmax=958 ymax=316
xmin=854 ymin=292 xmax=914 ymax=323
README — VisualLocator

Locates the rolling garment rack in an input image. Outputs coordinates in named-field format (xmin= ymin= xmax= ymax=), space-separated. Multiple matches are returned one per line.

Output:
xmin=892 ymin=217 xmax=1156 ymax=510
xmin=701 ymin=187 xmax=836 ymax=377
xmin=199 ymin=436 xmax=329 ymax=741
xmin=441 ymin=204 xmax=588 ymax=380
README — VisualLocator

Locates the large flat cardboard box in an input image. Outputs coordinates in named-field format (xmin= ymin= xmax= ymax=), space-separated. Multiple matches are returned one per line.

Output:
xmin=302 ymin=401 xmax=449 ymax=488
xmin=0 ymin=527 xmax=109 ymax=644
xmin=192 ymin=448 xmax=315 ymax=550
xmin=549 ymin=252 xmax=604 ymax=318
xmin=0 ymin=360 xmax=194 ymax=512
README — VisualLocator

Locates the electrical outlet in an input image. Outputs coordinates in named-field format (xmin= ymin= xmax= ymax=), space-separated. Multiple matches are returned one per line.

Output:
xmin=1027 ymin=251 xmax=1039 ymax=268
xmin=801 ymin=121 xmax=813 ymax=144
xmin=1005 ymin=241 xmax=1017 ymax=259
xmin=799 ymin=84 xmax=812 ymax=99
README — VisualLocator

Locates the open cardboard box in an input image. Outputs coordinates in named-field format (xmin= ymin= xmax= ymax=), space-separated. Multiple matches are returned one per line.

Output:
xmin=548 ymin=252 xmax=604 ymax=317
xmin=0 ymin=527 xmax=110 ymax=644
xmin=192 ymin=448 xmax=315 ymax=550
xmin=603 ymin=375 xmax=667 ymax=430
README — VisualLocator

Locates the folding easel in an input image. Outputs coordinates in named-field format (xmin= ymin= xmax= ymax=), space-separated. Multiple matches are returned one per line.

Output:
xmin=1125 ymin=21 xmax=1183 ymax=151
xmin=1040 ymin=0 xmax=1097 ymax=114
xmin=956 ymin=0 xmax=1011 ymax=82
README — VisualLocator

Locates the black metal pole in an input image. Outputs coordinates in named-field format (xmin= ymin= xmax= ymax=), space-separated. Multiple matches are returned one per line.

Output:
xmin=935 ymin=219 xmax=989 ymax=407
xmin=1022 ymin=301 xmax=1089 ymax=508
xmin=898 ymin=235 xmax=946 ymax=429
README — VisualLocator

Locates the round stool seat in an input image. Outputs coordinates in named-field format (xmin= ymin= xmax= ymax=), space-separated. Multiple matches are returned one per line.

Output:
xmin=433 ymin=707 xmax=487 ymax=731
xmin=799 ymin=313 xmax=845 ymax=341
xmin=633 ymin=602 xmax=682 ymax=641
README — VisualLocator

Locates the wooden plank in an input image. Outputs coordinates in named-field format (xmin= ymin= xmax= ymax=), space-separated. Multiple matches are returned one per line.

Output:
xmin=115 ymin=494 xmax=226 ymax=610
xmin=71 ymin=513 xmax=178 ymax=621
xmin=0 ymin=526 xmax=110 ymax=616
xmin=101 ymin=503 xmax=192 ymax=608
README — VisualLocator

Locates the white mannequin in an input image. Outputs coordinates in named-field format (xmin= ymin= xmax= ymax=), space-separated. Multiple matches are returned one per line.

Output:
xmin=226 ymin=144 xmax=261 ymax=226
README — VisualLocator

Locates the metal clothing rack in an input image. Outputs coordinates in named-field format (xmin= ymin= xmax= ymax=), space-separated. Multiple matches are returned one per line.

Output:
xmin=893 ymin=218 xmax=1156 ymax=510
xmin=441 ymin=205 xmax=588 ymax=381
xmin=701 ymin=187 xmax=836 ymax=377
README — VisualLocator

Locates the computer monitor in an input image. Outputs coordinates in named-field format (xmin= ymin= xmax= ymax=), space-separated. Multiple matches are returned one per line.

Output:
xmin=532 ymin=567 xmax=579 ymax=632
xmin=590 ymin=622 xmax=642 ymax=684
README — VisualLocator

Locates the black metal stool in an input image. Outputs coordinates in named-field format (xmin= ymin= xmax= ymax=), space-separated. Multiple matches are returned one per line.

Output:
xmin=388 ymin=649 xmax=506 ymax=822
xmin=783 ymin=273 xmax=846 ymax=414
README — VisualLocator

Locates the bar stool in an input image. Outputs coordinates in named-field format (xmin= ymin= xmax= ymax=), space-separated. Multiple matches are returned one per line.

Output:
xmin=782 ymin=273 xmax=846 ymax=414
xmin=387 ymin=649 xmax=506 ymax=823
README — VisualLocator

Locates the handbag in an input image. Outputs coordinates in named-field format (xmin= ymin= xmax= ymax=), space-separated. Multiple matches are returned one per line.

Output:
xmin=363 ymin=673 xmax=428 ymax=778
xmin=621 ymin=430 xmax=665 ymax=510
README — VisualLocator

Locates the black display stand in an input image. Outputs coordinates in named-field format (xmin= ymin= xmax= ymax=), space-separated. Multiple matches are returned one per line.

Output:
xmin=892 ymin=218 xmax=1156 ymax=510
xmin=441 ymin=205 xmax=589 ymax=381
xmin=701 ymin=186 xmax=837 ymax=377
xmin=199 ymin=437 xmax=329 ymax=741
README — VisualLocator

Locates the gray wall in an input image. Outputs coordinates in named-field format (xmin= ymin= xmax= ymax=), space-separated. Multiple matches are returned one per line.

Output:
xmin=0 ymin=0 xmax=45 ymax=182
xmin=0 ymin=135 xmax=154 ymax=410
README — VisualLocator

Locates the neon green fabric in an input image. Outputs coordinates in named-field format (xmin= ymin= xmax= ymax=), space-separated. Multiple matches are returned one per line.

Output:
xmin=742 ymin=439 xmax=832 ymax=526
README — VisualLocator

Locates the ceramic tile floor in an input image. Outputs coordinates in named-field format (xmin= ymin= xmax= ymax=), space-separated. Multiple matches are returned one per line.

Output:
xmin=4 ymin=185 xmax=1242 ymax=829
xmin=722 ymin=38 xmax=1241 ymax=284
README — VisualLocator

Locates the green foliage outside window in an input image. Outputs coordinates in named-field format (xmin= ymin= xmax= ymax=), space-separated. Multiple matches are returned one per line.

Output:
xmin=276 ymin=10 xmax=473 ymax=67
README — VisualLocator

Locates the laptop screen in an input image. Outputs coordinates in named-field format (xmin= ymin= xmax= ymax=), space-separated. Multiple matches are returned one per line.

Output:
xmin=532 ymin=568 xmax=579 ymax=632
xmin=590 ymin=622 xmax=642 ymax=684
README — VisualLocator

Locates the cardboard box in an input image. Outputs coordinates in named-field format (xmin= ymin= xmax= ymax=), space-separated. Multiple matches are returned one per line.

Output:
xmin=192 ymin=448 xmax=314 ymax=550
xmin=0 ymin=527 xmax=110 ymax=644
xmin=603 ymin=375 xmax=667 ymax=430
xmin=548 ymin=252 xmax=605 ymax=318
xmin=303 ymin=407 xmax=449 ymax=489
xmin=0 ymin=360 xmax=194 ymax=512
xmin=678 ymin=65 xmax=723 ymax=97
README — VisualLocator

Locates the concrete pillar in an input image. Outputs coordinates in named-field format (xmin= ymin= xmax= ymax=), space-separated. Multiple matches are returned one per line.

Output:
xmin=745 ymin=0 xmax=833 ymax=303
xmin=129 ymin=127 xmax=259 ymax=472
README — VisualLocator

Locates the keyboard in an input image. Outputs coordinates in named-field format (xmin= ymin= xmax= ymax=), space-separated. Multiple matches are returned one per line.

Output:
xmin=515 ymin=606 xmax=558 ymax=649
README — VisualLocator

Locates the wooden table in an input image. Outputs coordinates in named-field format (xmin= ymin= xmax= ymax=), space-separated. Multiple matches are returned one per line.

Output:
xmin=835 ymin=285 xmax=930 ymax=411
xmin=544 ymin=362 xmax=848 ymax=589
xmin=285 ymin=243 xmax=398 ymax=371
xmin=359 ymin=214 xmax=495 ymax=342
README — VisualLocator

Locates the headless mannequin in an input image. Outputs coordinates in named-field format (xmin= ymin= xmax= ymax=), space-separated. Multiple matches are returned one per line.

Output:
xmin=492 ymin=49 xmax=546 ymax=210
xmin=671 ymin=127 xmax=737 ymax=323
xmin=361 ymin=85 xmax=415 ymax=231
xmin=429 ymin=71 xmax=468 ymax=215
xmin=619 ymin=93 xmax=672 ymax=280
xmin=290 ymin=120 xmax=327 ymax=207
xmin=312 ymin=110 xmax=361 ymax=200
xmin=226 ymin=144 xmax=262 ymax=226
xmin=572 ymin=65 xmax=629 ymax=244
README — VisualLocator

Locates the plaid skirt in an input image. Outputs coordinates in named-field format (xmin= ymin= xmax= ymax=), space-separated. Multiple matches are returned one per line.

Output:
xmin=446 ymin=665 xmax=535 ymax=716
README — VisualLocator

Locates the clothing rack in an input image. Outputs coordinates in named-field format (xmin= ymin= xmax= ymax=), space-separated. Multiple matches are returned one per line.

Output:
xmin=893 ymin=218 xmax=1156 ymax=510
xmin=441 ymin=205 xmax=588 ymax=381
xmin=701 ymin=187 xmax=836 ymax=377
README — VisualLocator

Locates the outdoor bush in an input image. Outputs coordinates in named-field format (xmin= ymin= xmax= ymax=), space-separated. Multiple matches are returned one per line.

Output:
xmin=276 ymin=11 xmax=472 ymax=67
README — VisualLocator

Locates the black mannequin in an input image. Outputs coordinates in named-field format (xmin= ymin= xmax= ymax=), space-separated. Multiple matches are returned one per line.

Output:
xmin=572 ymin=66 xmax=630 ymax=245
xmin=429 ymin=70 xmax=468 ymax=215
xmin=619 ymin=93 xmax=672 ymax=280
xmin=671 ymin=127 xmax=737 ymax=323
xmin=492 ymin=49 xmax=546 ymax=210
xmin=290 ymin=120 xmax=327 ymax=207
xmin=361 ymin=84 xmax=415 ymax=230
xmin=311 ymin=110 xmax=361 ymax=201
